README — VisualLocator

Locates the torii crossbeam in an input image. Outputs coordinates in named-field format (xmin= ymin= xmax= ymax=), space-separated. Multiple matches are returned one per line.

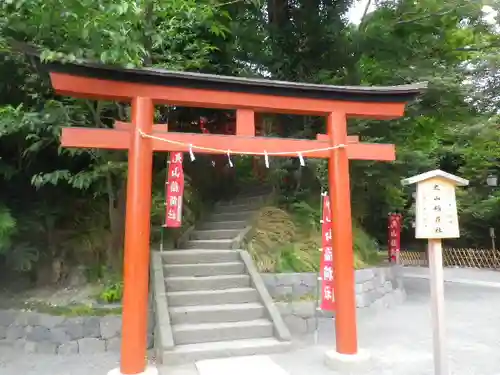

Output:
xmin=42 ymin=59 xmax=426 ymax=375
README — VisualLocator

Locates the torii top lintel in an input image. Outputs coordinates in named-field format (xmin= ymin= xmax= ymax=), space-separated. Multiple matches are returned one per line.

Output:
xmin=45 ymin=61 xmax=427 ymax=118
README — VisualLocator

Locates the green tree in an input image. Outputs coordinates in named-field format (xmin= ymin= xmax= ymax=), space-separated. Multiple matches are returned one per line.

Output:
xmin=0 ymin=0 xmax=231 ymax=275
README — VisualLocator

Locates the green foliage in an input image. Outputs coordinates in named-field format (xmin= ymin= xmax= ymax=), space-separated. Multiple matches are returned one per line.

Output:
xmin=19 ymin=301 xmax=121 ymax=316
xmin=352 ymin=222 xmax=381 ymax=266
xmin=275 ymin=240 xmax=321 ymax=273
xmin=5 ymin=243 xmax=39 ymax=272
xmin=99 ymin=281 xmax=123 ymax=304
xmin=288 ymin=200 xmax=321 ymax=233
xmin=0 ymin=205 xmax=15 ymax=252
xmin=1 ymin=0 xmax=229 ymax=69
xmin=0 ymin=205 xmax=39 ymax=272
xmin=246 ymin=203 xmax=381 ymax=273
xmin=0 ymin=0 xmax=231 ymax=278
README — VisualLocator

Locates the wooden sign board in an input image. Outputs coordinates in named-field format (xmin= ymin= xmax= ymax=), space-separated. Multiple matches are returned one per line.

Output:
xmin=415 ymin=178 xmax=460 ymax=239
xmin=401 ymin=169 xmax=468 ymax=375
xmin=402 ymin=170 xmax=469 ymax=240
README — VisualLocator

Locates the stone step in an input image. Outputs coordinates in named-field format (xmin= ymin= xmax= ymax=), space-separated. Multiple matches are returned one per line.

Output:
xmin=218 ymin=196 xmax=265 ymax=207
xmin=164 ymin=262 xmax=245 ymax=277
xmin=167 ymin=287 xmax=259 ymax=307
xmin=161 ymin=250 xmax=240 ymax=265
xmin=214 ymin=202 xmax=261 ymax=214
xmin=172 ymin=319 xmax=273 ymax=345
xmin=234 ymin=186 xmax=272 ymax=198
xmin=185 ymin=239 xmax=234 ymax=250
xmin=165 ymin=274 xmax=250 ymax=292
xmin=162 ymin=337 xmax=292 ymax=365
xmin=197 ymin=221 xmax=247 ymax=231
xmin=190 ymin=229 xmax=241 ymax=240
xmin=210 ymin=211 xmax=256 ymax=222
xmin=169 ymin=303 xmax=265 ymax=325
xmin=236 ymin=192 xmax=271 ymax=200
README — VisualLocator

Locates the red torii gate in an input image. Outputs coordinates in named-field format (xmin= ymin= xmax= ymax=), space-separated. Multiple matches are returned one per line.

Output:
xmin=44 ymin=61 xmax=425 ymax=374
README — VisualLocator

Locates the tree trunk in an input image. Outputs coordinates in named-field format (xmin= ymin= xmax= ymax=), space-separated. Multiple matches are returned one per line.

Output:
xmin=107 ymin=173 xmax=126 ymax=273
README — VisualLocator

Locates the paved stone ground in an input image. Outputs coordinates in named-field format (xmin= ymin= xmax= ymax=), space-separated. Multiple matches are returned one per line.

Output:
xmin=270 ymin=279 xmax=500 ymax=375
xmin=1 ymin=277 xmax=499 ymax=375
xmin=404 ymin=266 xmax=500 ymax=287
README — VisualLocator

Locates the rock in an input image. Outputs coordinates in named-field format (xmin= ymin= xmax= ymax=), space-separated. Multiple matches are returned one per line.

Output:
xmin=371 ymin=298 xmax=384 ymax=312
xmin=12 ymin=339 xmax=26 ymax=350
xmin=24 ymin=341 xmax=37 ymax=354
xmin=394 ymin=288 xmax=406 ymax=304
xmin=355 ymin=283 xmax=364 ymax=294
xmin=82 ymin=317 xmax=101 ymax=338
xmin=106 ymin=337 xmax=121 ymax=352
xmin=362 ymin=280 xmax=375 ymax=292
xmin=274 ymin=285 xmax=293 ymax=299
xmin=39 ymin=314 xmax=66 ymax=329
xmin=68 ymin=266 xmax=87 ymax=287
xmin=50 ymin=327 xmax=71 ymax=344
xmin=355 ymin=268 xmax=374 ymax=284
xmin=383 ymin=280 xmax=393 ymax=293
xmin=0 ymin=310 xmax=16 ymax=327
xmin=274 ymin=302 xmax=292 ymax=315
xmin=318 ymin=309 xmax=335 ymax=319
xmin=381 ymin=293 xmax=394 ymax=308
xmin=65 ymin=318 xmax=84 ymax=340
xmin=368 ymin=289 xmax=383 ymax=302
xmin=24 ymin=341 xmax=57 ymax=354
xmin=78 ymin=338 xmax=105 ymax=354
xmin=26 ymin=313 xmax=41 ymax=326
xmin=291 ymin=302 xmax=315 ymax=318
xmin=100 ymin=316 xmax=122 ymax=339
xmin=26 ymin=326 xmax=51 ymax=342
xmin=293 ymin=275 xmax=316 ymax=298
xmin=0 ymin=326 xmax=6 ymax=339
xmin=375 ymin=268 xmax=386 ymax=285
xmin=58 ymin=341 xmax=79 ymax=355
xmin=37 ymin=341 xmax=58 ymax=354
xmin=14 ymin=312 xmax=37 ymax=326
xmin=355 ymin=293 xmax=370 ymax=308
xmin=6 ymin=325 xmax=25 ymax=341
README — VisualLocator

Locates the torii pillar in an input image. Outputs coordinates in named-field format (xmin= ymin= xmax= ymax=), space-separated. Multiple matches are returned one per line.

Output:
xmin=42 ymin=59 xmax=426 ymax=374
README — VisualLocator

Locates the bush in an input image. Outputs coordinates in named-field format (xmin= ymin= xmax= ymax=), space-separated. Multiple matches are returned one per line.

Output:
xmin=99 ymin=281 xmax=123 ymax=303
xmin=0 ymin=204 xmax=15 ymax=252
xmin=245 ymin=203 xmax=381 ymax=272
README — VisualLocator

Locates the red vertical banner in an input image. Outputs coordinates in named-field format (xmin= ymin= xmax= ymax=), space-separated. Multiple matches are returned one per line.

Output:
xmin=320 ymin=194 xmax=335 ymax=311
xmin=388 ymin=213 xmax=402 ymax=263
xmin=164 ymin=152 xmax=185 ymax=228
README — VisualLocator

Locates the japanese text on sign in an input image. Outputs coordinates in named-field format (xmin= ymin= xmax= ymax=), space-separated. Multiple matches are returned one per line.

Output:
xmin=320 ymin=194 xmax=335 ymax=311
xmin=415 ymin=179 xmax=460 ymax=239
xmin=164 ymin=152 xmax=185 ymax=228
xmin=388 ymin=213 xmax=402 ymax=263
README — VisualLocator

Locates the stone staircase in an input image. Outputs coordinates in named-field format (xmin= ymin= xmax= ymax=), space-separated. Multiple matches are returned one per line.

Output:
xmin=152 ymin=188 xmax=292 ymax=365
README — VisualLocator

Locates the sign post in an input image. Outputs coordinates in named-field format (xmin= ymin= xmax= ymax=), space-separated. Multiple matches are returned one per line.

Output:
xmin=490 ymin=227 xmax=497 ymax=269
xmin=402 ymin=170 xmax=469 ymax=375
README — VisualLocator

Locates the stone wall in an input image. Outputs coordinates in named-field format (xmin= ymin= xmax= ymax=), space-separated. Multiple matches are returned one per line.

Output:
xmin=0 ymin=307 xmax=155 ymax=355
xmin=262 ymin=266 xmax=406 ymax=335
